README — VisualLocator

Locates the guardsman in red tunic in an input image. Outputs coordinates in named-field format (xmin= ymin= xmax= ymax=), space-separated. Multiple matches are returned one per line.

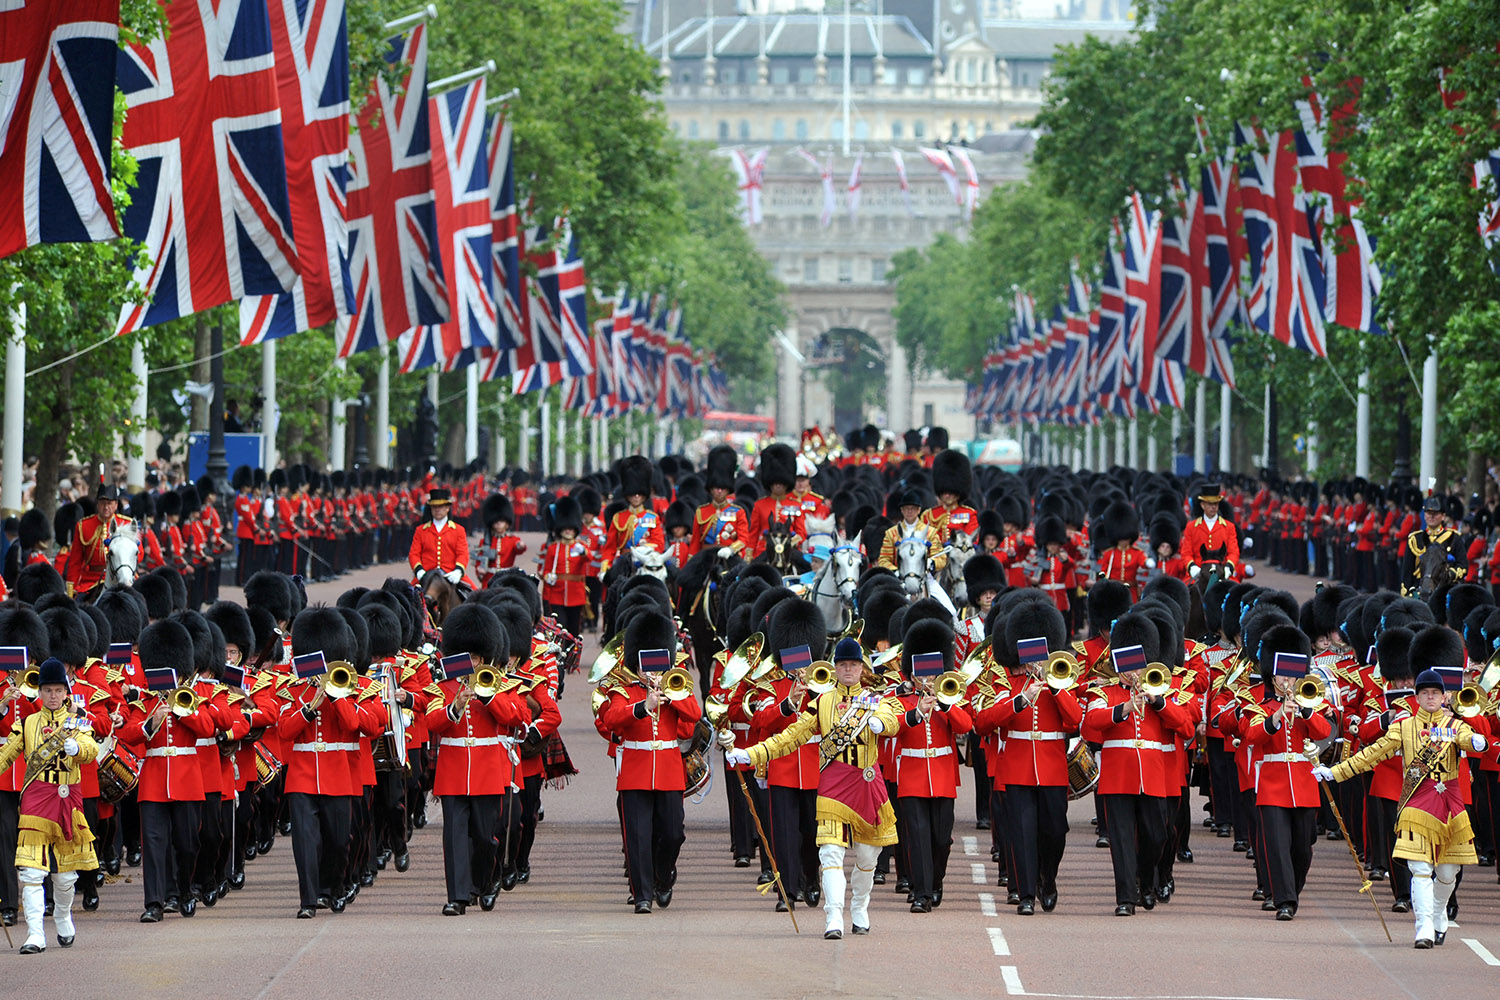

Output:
xmin=691 ymin=446 xmax=751 ymax=559
xmin=1096 ymin=502 xmax=1148 ymax=601
xmin=408 ymin=487 xmax=473 ymax=588
xmin=894 ymin=622 xmax=973 ymax=913
xmin=976 ymin=604 xmax=1079 ymax=916
xmin=791 ymin=453 xmax=832 ymax=522
xmin=600 ymin=456 xmax=665 ymax=573
xmin=117 ymin=621 xmax=218 ymax=922
xmin=1023 ymin=516 xmax=1078 ymax=616
xmin=475 ymin=493 xmax=524 ymax=586
xmin=1081 ymin=615 xmax=1195 ymax=916
xmin=503 ymin=617 xmax=565 ymax=888
xmin=539 ymin=496 xmax=589 ymax=637
xmin=1181 ymin=484 xmax=1242 ymax=584
xmin=925 ymin=449 xmax=980 ymax=548
xmin=62 ymin=482 xmax=134 ymax=598
xmin=597 ymin=612 xmax=702 ymax=913
xmin=746 ymin=444 xmax=806 ymax=558
xmin=232 ymin=466 xmax=260 ymax=583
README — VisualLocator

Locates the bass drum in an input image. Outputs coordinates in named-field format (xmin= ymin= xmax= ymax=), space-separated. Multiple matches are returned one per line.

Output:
xmin=1066 ymin=737 xmax=1100 ymax=800
xmin=97 ymin=740 xmax=143 ymax=804
xmin=682 ymin=718 xmax=714 ymax=799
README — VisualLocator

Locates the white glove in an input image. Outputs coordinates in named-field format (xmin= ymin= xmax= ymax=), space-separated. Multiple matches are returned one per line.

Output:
xmin=1145 ymin=557 xmax=1157 ymax=569
xmin=444 ymin=568 xmax=462 ymax=584
xmin=717 ymin=547 xmax=734 ymax=559
xmin=725 ymin=748 xmax=751 ymax=767
xmin=1347 ymin=523 xmax=1357 ymax=533
xmin=1242 ymin=537 xmax=1253 ymax=551
xmin=1312 ymin=765 xmax=1335 ymax=782
xmin=1189 ymin=564 xmax=1201 ymax=580
xmin=716 ymin=728 xmax=737 ymax=750
xmin=544 ymin=573 xmax=558 ymax=586
xmin=867 ymin=717 xmax=885 ymax=736
xmin=62 ymin=738 xmax=80 ymax=756
xmin=1472 ymin=735 xmax=1489 ymax=753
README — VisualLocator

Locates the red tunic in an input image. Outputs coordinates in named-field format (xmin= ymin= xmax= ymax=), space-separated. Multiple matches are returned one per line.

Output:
xmin=426 ymin=680 xmax=529 ymax=796
xmin=1081 ymin=683 xmax=1194 ymax=797
xmin=539 ymin=539 xmax=589 ymax=607
xmin=408 ymin=519 xmax=471 ymax=580
xmin=598 ymin=684 xmax=702 ymax=791
xmin=892 ymin=693 xmax=972 ymax=798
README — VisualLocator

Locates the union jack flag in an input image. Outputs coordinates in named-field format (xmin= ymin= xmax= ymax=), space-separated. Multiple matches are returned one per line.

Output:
xmin=1059 ymin=261 xmax=1090 ymax=423
xmin=728 ymin=147 xmax=768 ymax=225
xmin=239 ymin=0 xmax=352 ymax=345
xmin=1122 ymin=192 xmax=1164 ymax=411
xmin=0 ymin=0 xmax=120 ymax=261
xmin=1092 ymin=220 xmax=1133 ymax=418
xmin=1476 ymin=151 xmax=1500 ymax=274
xmin=397 ymin=77 xmax=495 ymax=373
xmin=336 ymin=24 xmax=448 ymax=357
xmin=116 ymin=0 xmax=298 ymax=335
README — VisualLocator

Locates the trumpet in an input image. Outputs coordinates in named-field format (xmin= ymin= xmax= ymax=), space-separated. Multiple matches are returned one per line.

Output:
xmin=659 ymin=667 xmax=694 ymax=702
xmin=1293 ymin=674 xmax=1328 ymax=711
xmin=1454 ymin=683 xmax=1485 ymax=718
xmin=806 ymin=661 xmax=837 ymax=695
xmin=323 ymin=664 xmax=358 ymax=700
xmin=1139 ymin=664 xmax=1172 ymax=699
xmin=474 ymin=666 xmax=501 ymax=699
xmin=1044 ymin=651 xmax=1081 ymax=691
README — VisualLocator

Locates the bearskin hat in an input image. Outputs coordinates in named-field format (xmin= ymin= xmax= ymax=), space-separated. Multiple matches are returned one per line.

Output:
xmin=1109 ymin=612 xmax=1161 ymax=668
xmin=19 ymin=509 xmax=51 ymax=551
xmin=757 ymin=443 xmax=797 ymax=493
xmin=901 ymin=618 xmax=956 ymax=677
xmin=204 ymin=601 xmax=254 ymax=661
xmin=1085 ymin=580 xmax=1131 ymax=639
xmin=997 ymin=495 xmax=1028 ymax=530
xmin=618 ymin=456 xmax=654 ymax=499
xmin=927 ymin=427 xmax=950 ymax=451
xmin=152 ymin=566 xmax=187 ymax=613
xmin=902 ymin=429 xmax=923 ymax=453
xmin=548 ymin=495 xmax=584 ymax=536
xmin=133 ymin=573 xmax=173 ymax=622
xmin=232 ymin=465 xmax=254 ymax=491
xmin=705 ymin=445 xmax=739 ymax=492
xmin=157 ymin=490 xmax=182 ymax=519
xmin=96 ymin=589 xmax=144 ymax=647
xmin=1375 ymin=626 xmax=1415 ymax=682
xmin=1444 ymin=582 xmax=1494 ymax=632
xmin=769 ymin=599 xmax=828 ymax=665
xmin=40 ymin=607 xmax=88 ymax=666
xmin=333 ymin=606 xmax=369 ymax=669
xmin=1255 ymin=623 xmax=1311 ymax=687
xmin=1033 ymin=514 xmax=1067 ymax=549
xmin=482 ymin=493 xmax=514 ymax=530
xmin=438 ymin=603 xmax=506 ymax=665
xmin=52 ymin=504 xmax=79 ymax=549
xmin=359 ymin=604 xmax=402 ymax=661
xmin=931 ymin=449 xmax=973 ymax=501
xmin=1462 ymin=605 xmax=1492 ymax=664
xmin=1254 ymin=589 xmax=1300 ymax=624
xmin=1136 ymin=600 xmax=1183 ymax=666
xmin=750 ymin=585 xmax=797 ymax=634
xmin=859 ymin=588 xmax=908 ymax=649
xmin=1307 ymin=584 xmax=1357 ymax=640
xmin=624 ymin=609 xmax=677 ymax=675
xmin=130 ymin=492 xmax=156 ymax=522
xmin=1141 ymin=575 xmax=1190 ymax=625
xmin=16 ymin=562 xmax=65 ymax=604
xmin=1001 ymin=599 xmax=1068 ymax=669
xmin=488 ymin=569 xmax=542 ymax=624
xmin=178 ymin=485 xmax=201 ymax=517
xmin=963 ymin=554 xmax=1005 ymax=601
xmin=488 ymin=599 xmax=532 ymax=666
xmin=664 ymin=499 xmax=693 ymax=534
xmin=1381 ymin=597 xmax=1435 ymax=633
xmin=1240 ymin=607 xmax=1293 ymax=667
xmin=1409 ymin=623 xmax=1464 ymax=675
xmin=290 ymin=606 xmax=356 ymax=664
xmin=1201 ymin=580 xmax=1232 ymax=636
xmin=138 ymin=620 xmax=193 ymax=680
xmin=173 ymin=610 xmax=216 ymax=676
xmin=1148 ymin=513 xmax=1182 ymax=553
xmin=1095 ymin=501 xmax=1141 ymax=550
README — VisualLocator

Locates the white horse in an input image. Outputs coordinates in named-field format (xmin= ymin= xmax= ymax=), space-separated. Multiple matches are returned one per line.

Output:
xmin=103 ymin=522 xmax=141 ymax=591
xmin=807 ymin=538 xmax=863 ymax=632
xmin=894 ymin=529 xmax=933 ymax=597
xmin=629 ymin=545 xmax=669 ymax=581
xmin=803 ymin=513 xmax=838 ymax=555
xmin=937 ymin=530 xmax=976 ymax=609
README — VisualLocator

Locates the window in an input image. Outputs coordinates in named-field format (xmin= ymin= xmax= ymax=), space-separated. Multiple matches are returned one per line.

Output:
xmin=718 ymin=121 xmax=730 ymax=140
xmin=853 ymin=65 xmax=872 ymax=86
xmin=907 ymin=67 xmax=925 ymax=86
xmin=772 ymin=65 xmax=790 ymax=85
xmin=797 ymin=65 xmax=817 ymax=84
xmin=871 ymin=258 xmax=887 ymax=283
xmin=984 ymin=120 xmax=994 ymax=135
xmin=890 ymin=120 xmax=903 ymax=140
xmin=772 ymin=118 xmax=786 ymax=140
xmin=831 ymin=119 xmax=843 ymax=141
xmin=795 ymin=119 xmax=808 ymax=140
xmin=967 ymin=121 xmax=976 ymax=142
xmin=913 ymin=120 xmax=925 ymax=139
xmin=687 ymin=120 xmax=699 ymax=139
xmin=853 ymin=120 xmax=869 ymax=140
xmin=721 ymin=66 xmax=738 ymax=84
xmin=680 ymin=71 xmax=692 ymax=84
xmin=1021 ymin=71 xmax=1030 ymax=87
xmin=965 ymin=60 xmax=976 ymax=84
xmin=838 ymin=258 xmax=853 ymax=283
xmin=883 ymin=66 xmax=898 ymax=85
xmin=803 ymin=257 xmax=820 ymax=283
xmin=738 ymin=119 xmax=751 ymax=140
xmin=923 ymin=403 xmax=935 ymax=427
xmin=981 ymin=61 xmax=989 ymax=84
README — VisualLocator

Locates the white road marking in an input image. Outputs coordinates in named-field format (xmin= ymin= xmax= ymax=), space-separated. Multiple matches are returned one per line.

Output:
xmin=988 ymin=926 xmax=1011 ymax=956
xmin=1000 ymin=966 xmax=1024 ymax=995
xmin=962 ymin=835 xmax=979 ymax=855
xmin=978 ymin=891 xmax=997 ymax=917
xmin=970 ymin=862 xmax=987 ymax=884
xmin=1464 ymin=938 xmax=1500 ymax=966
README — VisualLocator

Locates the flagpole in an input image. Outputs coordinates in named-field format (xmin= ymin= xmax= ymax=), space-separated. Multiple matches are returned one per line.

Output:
xmin=1355 ymin=368 xmax=1371 ymax=479
xmin=1194 ymin=380 xmax=1207 ymax=475
xmin=540 ymin=396 xmax=551 ymax=478
xmin=465 ymin=365 xmax=480 ymax=463
xmin=494 ymin=390 xmax=507 ymax=470
xmin=128 ymin=338 xmax=147 ymax=491
xmin=375 ymin=346 xmax=391 ymax=468
xmin=1146 ymin=418 xmax=1159 ymax=471
xmin=1128 ymin=415 xmax=1139 ymax=468
xmin=384 ymin=5 xmax=437 ymax=33
xmin=519 ymin=405 xmax=531 ymax=472
xmin=1218 ymin=383 xmax=1231 ymax=472
xmin=2 ymin=300 xmax=25 ymax=515
xmin=556 ymin=401 xmax=566 ymax=477
xmin=841 ymin=0 xmax=851 ymax=157
xmin=331 ymin=358 xmax=348 ymax=471
xmin=1419 ymin=343 xmax=1438 ymax=490
xmin=262 ymin=341 xmax=279 ymax=475
xmin=430 ymin=60 xmax=496 ymax=96
xmin=485 ymin=88 xmax=521 ymax=109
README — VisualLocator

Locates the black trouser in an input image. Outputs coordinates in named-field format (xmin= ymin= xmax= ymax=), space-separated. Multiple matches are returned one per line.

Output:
xmin=1259 ymin=804 xmax=1316 ymax=909
xmin=511 ymin=773 xmax=544 ymax=872
xmin=1242 ymin=788 xmax=1270 ymax=892
xmin=725 ymin=765 xmax=754 ymax=860
xmin=1365 ymin=794 xmax=1411 ymax=901
xmin=139 ymin=799 xmax=202 ymax=907
xmin=194 ymin=791 xmax=224 ymax=894
xmin=877 ymin=779 xmax=904 ymax=879
xmin=119 ymin=789 xmax=141 ymax=859
xmin=211 ymin=793 xmax=234 ymax=886
xmin=440 ymin=793 xmax=501 ymax=903
xmin=1003 ymin=785 xmax=1067 ymax=904
xmin=620 ymin=789 xmax=685 ymax=904
xmin=0 ymin=790 xmax=20 ymax=912
xmin=1338 ymin=771 xmax=1367 ymax=857
xmin=1097 ymin=793 xmax=1169 ymax=905
xmin=234 ymin=787 xmax=255 ymax=874
xmin=1155 ymin=784 xmax=1188 ymax=888
xmin=286 ymin=792 xmax=351 ymax=909
xmin=545 ymin=602 xmax=583 ymax=638
xmin=255 ymin=772 xmax=283 ymax=847
xmin=745 ymin=777 xmax=772 ymax=875
xmin=989 ymin=786 xmax=1009 ymax=879
xmin=1471 ymin=762 xmax=1497 ymax=860
xmin=348 ymin=787 xmax=374 ymax=886
xmin=898 ymin=794 xmax=956 ymax=904
xmin=1203 ymin=742 xmax=1236 ymax=833
xmin=373 ymin=767 xmax=408 ymax=860
xmin=405 ymin=748 xmax=429 ymax=826
xmin=277 ymin=538 xmax=297 ymax=575
xmin=768 ymin=785 xmax=817 ymax=902
xmin=237 ymin=539 xmax=256 ymax=585
xmin=971 ymin=736 xmax=992 ymax=825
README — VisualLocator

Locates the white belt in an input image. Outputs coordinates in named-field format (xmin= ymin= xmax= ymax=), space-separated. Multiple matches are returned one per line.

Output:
xmin=439 ymin=736 xmax=503 ymax=748
xmin=622 ymin=740 xmax=676 ymax=751
xmin=1101 ymin=739 xmax=1173 ymax=752
xmin=1007 ymin=731 xmax=1067 ymax=741
xmin=806 ymin=735 xmax=821 ymax=745
xmin=291 ymin=741 xmax=358 ymax=752
xmin=146 ymin=746 xmax=197 ymax=758
xmin=900 ymin=746 xmax=953 ymax=759
xmin=1259 ymin=753 xmax=1303 ymax=764
xmin=1039 ymin=582 xmax=1066 ymax=590
xmin=731 ymin=723 xmax=750 ymax=732
xmin=194 ymin=738 xmax=218 ymax=747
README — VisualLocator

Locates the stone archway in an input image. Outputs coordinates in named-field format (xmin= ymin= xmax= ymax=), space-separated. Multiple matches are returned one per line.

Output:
xmin=777 ymin=284 xmax=909 ymax=441
xmin=807 ymin=327 xmax=886 ymax=434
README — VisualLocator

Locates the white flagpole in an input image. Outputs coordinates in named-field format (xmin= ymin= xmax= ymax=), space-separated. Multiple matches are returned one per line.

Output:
xmin=375 ymin=345 xmax=391 ymax=468
xmin=465 ymin=365 xmax=479 ymax=463
xmin=331 ymin=358 xmax=348 ymax=471
xmin=262 ymin=341 xmax=279 ymax=473
xmin=1218 ymin=383 xmax=1232 ymax=471
xmin=1355 ymin=368 xmax=1371 ymax=479
xmin=128 ymin=338 xmax=147 ymax=489
xmin=1194 ymin=380 xmax=1207 ymax=474
xmin=1419 ymin=345 xmax=1438 ymax=491
xmin=3 ymin=300 xmax=25 ymax=512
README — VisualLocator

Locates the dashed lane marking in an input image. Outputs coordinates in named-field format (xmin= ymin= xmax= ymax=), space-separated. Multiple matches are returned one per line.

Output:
xmin=962 ymin=835 xmax=979 ymax=855
xmin=978 ymin=891 xmax=997 ymax=917
xmin=1000 ymin=966 xmax=1024 ymax=995
xmin=970 ymin=862 xmax=987 ymax=884
xmin=988 ymin=926 xmax=1011 ymax=956
xmin=1464 ymin=938 xmax=1500 ymax=966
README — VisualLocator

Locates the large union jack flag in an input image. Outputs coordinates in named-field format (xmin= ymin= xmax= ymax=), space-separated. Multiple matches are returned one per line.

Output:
xmin=116 ymin=0 xmax=298 ymax=335
xmin=1477 ymin=150 xmax=1500 ymax=275
xmin=0 ymin=0 xmax=120 ymax=261
xmin=239 ymin=0 xmax=351 ymax=345
xmin=336 ymin=24 xmax=447 ymax=357
xmin=1093 ymin=220 xmax=1133 ymax=419
xmin=397 ymin=77 xmax=495 ymax=373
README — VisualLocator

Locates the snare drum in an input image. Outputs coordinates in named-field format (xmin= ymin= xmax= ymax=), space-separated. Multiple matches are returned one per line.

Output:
xmin=254 ymin=743 xmax=282 ymax=785
xmin=1065 ymin=738 xmax=1100 ymax=800
xmin=98 ymin=741 xmax=143 ymax=804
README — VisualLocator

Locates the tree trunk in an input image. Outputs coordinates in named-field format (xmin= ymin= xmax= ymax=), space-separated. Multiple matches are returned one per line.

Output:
xmin=34 ymin=359 xmax=75 ymax=523
xmin=191 ymin=314 xmax=211 ymax=432
xmin=1467 ymin=444 xmax=1485 ymax=500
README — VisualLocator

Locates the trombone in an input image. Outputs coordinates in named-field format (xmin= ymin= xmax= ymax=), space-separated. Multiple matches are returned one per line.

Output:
xmin=473 ymin=666 xmax=502 ymax=699
xmin=924 ymin=670 xmax=968 ymax=707
xmin=1139 ymin=664 xmax=1172 ymax=699
xmin=1293 ymin=674 xmax=1329 ymax=712
xmin=322 ymin=663 xmax=358 ymax=700
xmin=806 ymin=661 xmax=837 ymax=695
xmin=1454 ymin=683 xmax=1487 ymax=718
xmin=658 ymin=666 xmax=694 ymax=702
xmin=1044 ymin=651 xmax=1081 ymax=691
xmin=15 ymin=668 xmax=40 ymax=700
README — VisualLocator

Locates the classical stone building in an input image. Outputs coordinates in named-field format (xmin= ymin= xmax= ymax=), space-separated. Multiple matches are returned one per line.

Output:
xmin=623 ymin=1 xmax=1130 ymax=443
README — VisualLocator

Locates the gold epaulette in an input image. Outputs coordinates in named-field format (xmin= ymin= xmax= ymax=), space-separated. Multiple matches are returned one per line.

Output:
xmin=1070 ymin=639 xmax=1088 ymax=657
xmin=423 ymin=681 xmax=443 ymax=698
xmin=88 ymin=687 xmax=111 ymax=706
xmin=248 ymin=671 xmax=276 ymax=696
xmin=1189 ymin=640 xmax=1208 ymax=658
xmin=1175 ymin=686 xmax=1195 ymax=706
xmin=226 ymin=690 xmax=246 ymax=706
xmin=1241 ymin=702 xmax=1269 ymax=719
xmin=357 ymin=679 xmax=382 ymax=702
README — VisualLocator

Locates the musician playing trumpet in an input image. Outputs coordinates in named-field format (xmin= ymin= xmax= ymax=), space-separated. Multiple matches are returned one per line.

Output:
xmin=1315 ymin=626 xmax=1491 ymax=949
xmin=0 ymin=658 xmax=99 ymax=954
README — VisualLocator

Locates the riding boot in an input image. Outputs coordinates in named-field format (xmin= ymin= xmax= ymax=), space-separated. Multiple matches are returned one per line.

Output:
xmin=20 ymin=873 xmax=46 ymax=952
xmin=819 ymin=844 xmax=846 ymax=937
xmin=51 ymin=871 xmax=77 ymax=942
xmin=1432 ymin=863 xmax=1459 ymax=940
xmin=850 ymin=841 xmax=880 ymax=930
xmin=1410 ymin=861 xmax=1435 ymax=945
